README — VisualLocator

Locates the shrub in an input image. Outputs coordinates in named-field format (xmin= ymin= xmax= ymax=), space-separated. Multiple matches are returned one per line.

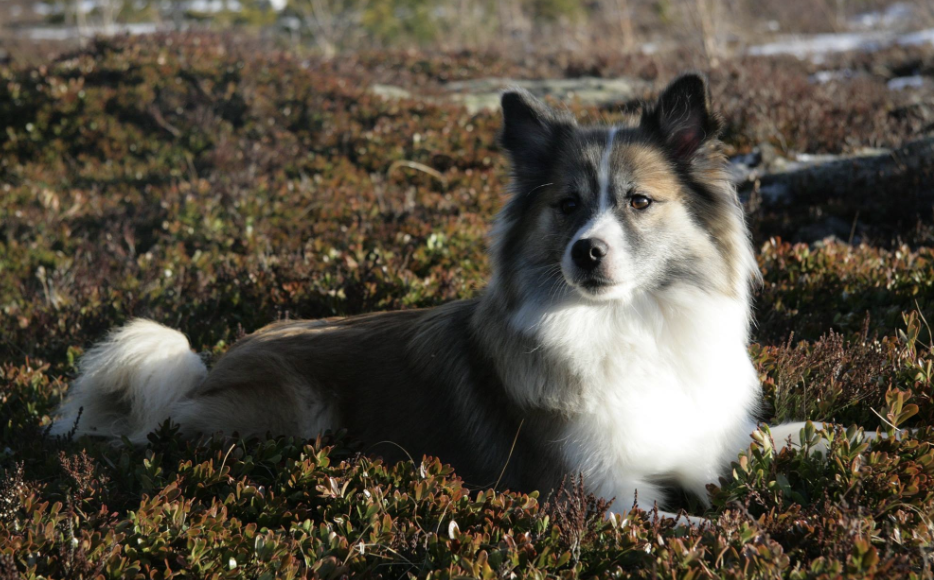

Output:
xmin=1 ymin=34 xmax=933 ymax=577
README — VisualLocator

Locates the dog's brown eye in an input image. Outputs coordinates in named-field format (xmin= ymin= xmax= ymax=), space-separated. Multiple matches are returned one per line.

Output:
xmin=559 ymin=198 xmax=579 ymax=215
xmin=630 ymin=195 xmax=652 ymax=210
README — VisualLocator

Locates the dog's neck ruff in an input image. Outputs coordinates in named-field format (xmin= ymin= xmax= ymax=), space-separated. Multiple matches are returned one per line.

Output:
xmin=475 ymin=280 xmax=755 ymax=411
xmin=474 ymin=283 xmax=760 ymax=501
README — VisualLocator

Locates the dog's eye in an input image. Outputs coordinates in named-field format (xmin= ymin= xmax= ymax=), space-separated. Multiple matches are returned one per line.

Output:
xmin=630 ymin=195 xmax=652 ymax=210
xmin=558 ymin=198 xmax=579 ymax=215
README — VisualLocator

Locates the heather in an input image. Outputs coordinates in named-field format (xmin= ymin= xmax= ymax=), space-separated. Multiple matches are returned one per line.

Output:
xmin=1 ymin=34 xmax=934 ymax=578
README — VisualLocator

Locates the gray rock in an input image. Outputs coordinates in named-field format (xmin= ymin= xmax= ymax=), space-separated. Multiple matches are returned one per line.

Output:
xmin=369 ymin=76 xmax=652 ymax=114
xmin=370 ymin=84 xmax=413 ymax=100
xmin=444 ymin=77 xmax=652 ymax=113
xmin=747 ymin=138 xmax=932 ymax=205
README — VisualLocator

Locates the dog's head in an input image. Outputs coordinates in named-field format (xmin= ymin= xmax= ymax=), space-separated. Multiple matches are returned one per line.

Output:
xmin=491 ymin=73 xmax=758 ymax=311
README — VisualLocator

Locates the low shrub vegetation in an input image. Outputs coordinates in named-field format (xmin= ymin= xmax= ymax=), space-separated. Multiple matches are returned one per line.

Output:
xmin=1 ymin=34 xmax=933 ymax=578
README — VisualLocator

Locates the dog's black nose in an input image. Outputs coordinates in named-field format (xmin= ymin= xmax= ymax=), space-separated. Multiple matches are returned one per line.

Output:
xmin=571 ymin=238 xmax=608 ymax=270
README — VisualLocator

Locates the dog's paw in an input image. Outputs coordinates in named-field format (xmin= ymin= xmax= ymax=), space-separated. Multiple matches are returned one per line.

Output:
xmin=606 ymin=509 xmax=710 ymax=528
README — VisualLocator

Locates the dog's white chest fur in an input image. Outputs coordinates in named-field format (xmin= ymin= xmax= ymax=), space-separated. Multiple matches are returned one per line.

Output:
xmin=510 ymin=287 xmax=760 ymax=505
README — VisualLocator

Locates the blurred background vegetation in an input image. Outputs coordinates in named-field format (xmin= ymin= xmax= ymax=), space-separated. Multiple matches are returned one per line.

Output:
xmin=3 ymin=0 xmax=934 ymax=63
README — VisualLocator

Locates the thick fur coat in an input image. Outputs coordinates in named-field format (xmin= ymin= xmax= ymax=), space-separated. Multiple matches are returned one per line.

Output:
xmin=53 ymin=74 xmax=801 ymax=521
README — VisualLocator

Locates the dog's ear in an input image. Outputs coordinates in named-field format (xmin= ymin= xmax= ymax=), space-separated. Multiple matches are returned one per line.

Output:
xmin=500 ymin=89 xmax=574 ymax=174
xmin=641 ymin=73 xmax=722 ymax=162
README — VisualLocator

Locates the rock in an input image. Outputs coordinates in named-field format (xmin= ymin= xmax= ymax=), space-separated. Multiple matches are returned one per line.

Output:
xmin=444 ymin=77 xmax=652 ymax=113
xmin=748 ymin=137 xmax=933 ymax=205
xmin=740 ymin=137 xmax=934 ymax=244
xmin=370 ymin=84 xmax=413 ymax=100
xmin=369 ymin=76 xmax=652 ymax=114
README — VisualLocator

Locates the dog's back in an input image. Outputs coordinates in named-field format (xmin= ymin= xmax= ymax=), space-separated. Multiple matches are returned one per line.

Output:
xmin=52 ymin=301 xmax=569 ymax=492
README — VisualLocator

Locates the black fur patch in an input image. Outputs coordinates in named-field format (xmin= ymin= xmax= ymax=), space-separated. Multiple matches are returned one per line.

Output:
xmin=640 ymin=73 xmax=723 ymax=164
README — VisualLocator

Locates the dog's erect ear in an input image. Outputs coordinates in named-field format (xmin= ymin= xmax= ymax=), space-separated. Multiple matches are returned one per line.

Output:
xmin=641 ymin=73 xmax=721 ymax=162
xmin=500 ymin=89 xmax=573 ymax=173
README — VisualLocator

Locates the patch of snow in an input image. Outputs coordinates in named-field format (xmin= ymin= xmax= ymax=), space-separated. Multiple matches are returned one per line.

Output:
xmin=888 ymin=75 xmax=926 ymax=90
xmin=34 ymin=1 xmax=60 ymax=15
xmin=790 ymin=149 xmax=890 ymax=169
xmin=35 ymin=0 xmax=108 ymax=15
xmin=794 ymin=152 xmax=842 ymax=165
xmin=749 ymin=32 xmax=886 ymax=58
xmin=25 ymin=22 xmax=162 ymax=40
xmin=898 ymin=28 xmax=934 ymax=46
xmin=186 ymin=0 xmax=243 ymax=12
xmin=772 ymin=152 xmax=839 ymax=173
xmin=749 ymin=27 xmax=934 ymax=59
xmin=34 ymin=0 xmax=283 ymax=17
xmin=809 ymin=69 xmax=855 ymax=84
xmin=24 ymin=28 xmax=72 ymax=41
xmin=849 ymin=2 xmax=912 ymax=30
xmin=279 ymin=15 xmax=301 ymax=30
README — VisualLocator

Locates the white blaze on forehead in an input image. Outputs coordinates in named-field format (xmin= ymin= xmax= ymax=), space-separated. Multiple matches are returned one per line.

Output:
xmin=597 ymin=128 xmax=618 ymax=213
xmin=575 ymin=127 xmax=622 ymax=243
xmin=556 ymin=126 xmax=632 ymax=300
xmin=564 ymin=126 xmax=627 ymax=271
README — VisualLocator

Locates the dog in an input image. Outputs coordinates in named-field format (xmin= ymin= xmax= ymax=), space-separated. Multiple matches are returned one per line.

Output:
xmin=51 ymin=73 xmax=824 ymax=524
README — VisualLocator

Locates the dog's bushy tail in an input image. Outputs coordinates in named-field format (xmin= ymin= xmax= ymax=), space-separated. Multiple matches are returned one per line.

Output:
xmin=50 ymin=319 xmax=207 ymax=443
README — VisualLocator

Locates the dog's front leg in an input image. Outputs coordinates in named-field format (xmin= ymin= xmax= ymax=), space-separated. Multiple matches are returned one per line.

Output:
xmin=606 ymin=507 xmax=708 ymax=528
xmin=602 ymin=479 xmax=708 ymax=527
xmin=765 ymin=421 xmax=916 ymax=455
